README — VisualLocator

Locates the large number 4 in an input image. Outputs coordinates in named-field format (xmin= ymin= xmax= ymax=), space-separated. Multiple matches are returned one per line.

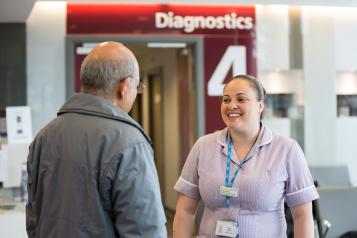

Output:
xmin=207 ymin=46 xmax=247 ymax=96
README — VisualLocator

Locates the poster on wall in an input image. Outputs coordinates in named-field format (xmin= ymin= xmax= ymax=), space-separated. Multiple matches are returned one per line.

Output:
xmin=6 ymin=106 xmax=33 ymax=144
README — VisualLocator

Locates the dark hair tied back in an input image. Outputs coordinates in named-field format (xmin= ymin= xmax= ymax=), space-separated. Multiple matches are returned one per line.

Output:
xmin=230 ymin=74 xmax=266 ymax=102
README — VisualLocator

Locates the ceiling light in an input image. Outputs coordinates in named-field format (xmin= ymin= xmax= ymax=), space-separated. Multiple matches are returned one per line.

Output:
xmin=147 ymin=42 xmax=187 ymax=48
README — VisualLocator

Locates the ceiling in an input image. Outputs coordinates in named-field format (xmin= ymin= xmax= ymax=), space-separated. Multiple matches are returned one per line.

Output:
xmin=0 ymin=0 xmax=37 ymax=23
xmin=1 ymin=0 xmax=357 ymax=23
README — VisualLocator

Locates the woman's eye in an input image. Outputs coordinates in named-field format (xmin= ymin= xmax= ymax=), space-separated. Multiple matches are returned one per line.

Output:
xmin=223 ymin=98 xmax=230 ymax=103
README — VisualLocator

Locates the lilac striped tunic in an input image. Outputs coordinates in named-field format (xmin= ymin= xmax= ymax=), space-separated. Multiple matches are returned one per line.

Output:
xmin=174 ymin=125 xmax=319 ymax=238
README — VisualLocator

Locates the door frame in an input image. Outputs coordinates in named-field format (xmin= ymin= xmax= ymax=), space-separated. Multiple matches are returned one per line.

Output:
xmin=66 ymin=35 xmax=205 ymax=137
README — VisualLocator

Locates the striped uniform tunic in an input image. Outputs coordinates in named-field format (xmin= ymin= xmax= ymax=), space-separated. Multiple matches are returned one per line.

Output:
xmin=174 ymin=124 xmax=319 ymax=238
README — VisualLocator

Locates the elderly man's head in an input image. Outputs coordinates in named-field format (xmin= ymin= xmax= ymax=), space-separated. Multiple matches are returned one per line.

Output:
xmin=80 ymin=41 xmax=140 ymax=112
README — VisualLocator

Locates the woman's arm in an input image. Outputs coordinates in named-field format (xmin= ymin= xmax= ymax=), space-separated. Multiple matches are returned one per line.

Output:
xmin=173 ymin=194 xmax=200 ymax=238
xmin=290 ymin=202 xmax=314 ymax=238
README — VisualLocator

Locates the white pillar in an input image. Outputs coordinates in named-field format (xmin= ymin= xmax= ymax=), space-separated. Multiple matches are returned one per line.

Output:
xmin=27 ymin=2 xmax=66 ymax=135
xmin=302 ymin=7 xmax=337 ymax=165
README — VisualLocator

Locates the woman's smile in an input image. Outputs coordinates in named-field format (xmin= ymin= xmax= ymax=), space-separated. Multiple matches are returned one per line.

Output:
xmin=227 ymin=112 xmax=242 ymax=118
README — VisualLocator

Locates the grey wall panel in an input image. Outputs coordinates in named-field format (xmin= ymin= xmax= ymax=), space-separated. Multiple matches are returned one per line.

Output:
xmin=0 ymin=23 xmax=26 ymax=109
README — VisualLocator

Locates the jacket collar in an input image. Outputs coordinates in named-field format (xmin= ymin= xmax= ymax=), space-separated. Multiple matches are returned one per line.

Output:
xmin=57 ymin=93 xmax=151 ymax=144
xmin=217 ymin=124 xmax=272 ymax=163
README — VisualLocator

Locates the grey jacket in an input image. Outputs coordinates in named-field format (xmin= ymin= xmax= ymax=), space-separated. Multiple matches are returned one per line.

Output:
xmin=26 ymin=94 xmax=167 ymax=238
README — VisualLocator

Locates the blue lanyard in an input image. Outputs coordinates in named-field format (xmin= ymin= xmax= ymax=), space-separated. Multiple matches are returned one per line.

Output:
xmin=225 ymin=138 xmax=252 ymax=208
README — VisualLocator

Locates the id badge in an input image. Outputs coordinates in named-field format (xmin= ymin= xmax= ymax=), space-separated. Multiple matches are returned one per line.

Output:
xmin=220 ymin=185 xmax=238 ymax=197
xmin=215 ymin=220 xmax=238 ymax=237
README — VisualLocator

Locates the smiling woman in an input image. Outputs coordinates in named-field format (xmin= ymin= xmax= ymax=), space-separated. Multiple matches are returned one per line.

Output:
xmin=221 ymin=75 xmax=265 ymax=136
xmin=173 ymin=74 xmax=319 ymax=238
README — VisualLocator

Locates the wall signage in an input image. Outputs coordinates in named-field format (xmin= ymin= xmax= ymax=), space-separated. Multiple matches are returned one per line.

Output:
xmin=67 ymin=3 xmax=256 ymax=133
xmin=6 ymin=106 xmax=33 ymax=144
xmin=154 ymin=11 xmax=254 ymax=33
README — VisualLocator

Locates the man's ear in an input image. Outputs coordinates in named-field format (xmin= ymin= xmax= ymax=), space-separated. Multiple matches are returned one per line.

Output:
xmin=116 ymin=78 xmax=129 ymax=99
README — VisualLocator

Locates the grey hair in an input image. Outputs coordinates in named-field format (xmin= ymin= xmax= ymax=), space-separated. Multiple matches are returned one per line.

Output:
xmin=80 ymin=54 xmax=136 ymax=95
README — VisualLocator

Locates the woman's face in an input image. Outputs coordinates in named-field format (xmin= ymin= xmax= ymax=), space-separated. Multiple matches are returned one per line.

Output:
xmin=221 ymin=79 xmax=264 ymax=132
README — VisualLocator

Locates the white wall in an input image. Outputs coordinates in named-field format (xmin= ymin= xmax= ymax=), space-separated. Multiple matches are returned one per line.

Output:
xmin=334 ymin=8 xmax=357 ymax=185
xmin=336 ymin=72 xmax=357 ymax=95
xmin=256 ymin=5 xmax=290 ymax=71
xmin=337 ymin=118 xmax=357 ymax=185
xmin=334 ymin=7 xmax=357 ymax=71
xmin=27 ymin=1 xmax=66 ymax=135
xmin=302 ymin=7 xmax=337 ymax=165
xmin=262 ymin=118 xmax=291 ymax=137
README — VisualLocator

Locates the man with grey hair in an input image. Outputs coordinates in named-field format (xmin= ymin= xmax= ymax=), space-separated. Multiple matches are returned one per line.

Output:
xmin=26 ymin=41 xmax=167 ymax=238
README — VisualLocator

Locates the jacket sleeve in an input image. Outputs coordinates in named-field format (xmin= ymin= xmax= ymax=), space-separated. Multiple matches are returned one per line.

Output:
xmin=26 ymin=137 xmax=41 ymax=238
xmin=108 ymin=142 xmax=167 ymax=238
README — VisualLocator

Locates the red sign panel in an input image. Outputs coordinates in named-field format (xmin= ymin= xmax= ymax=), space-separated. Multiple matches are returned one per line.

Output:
xmin=67 ymin=3 xmax=256 ymax=134
xmin=68 ymin=3 xmax=255 ymax=36
xmin=204 ymin=36 xmax=256 ymax=132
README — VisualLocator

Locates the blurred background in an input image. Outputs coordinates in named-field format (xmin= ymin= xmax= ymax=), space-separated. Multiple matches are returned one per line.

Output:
xmin=0 ymin=0 xmax=357 ymax=237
